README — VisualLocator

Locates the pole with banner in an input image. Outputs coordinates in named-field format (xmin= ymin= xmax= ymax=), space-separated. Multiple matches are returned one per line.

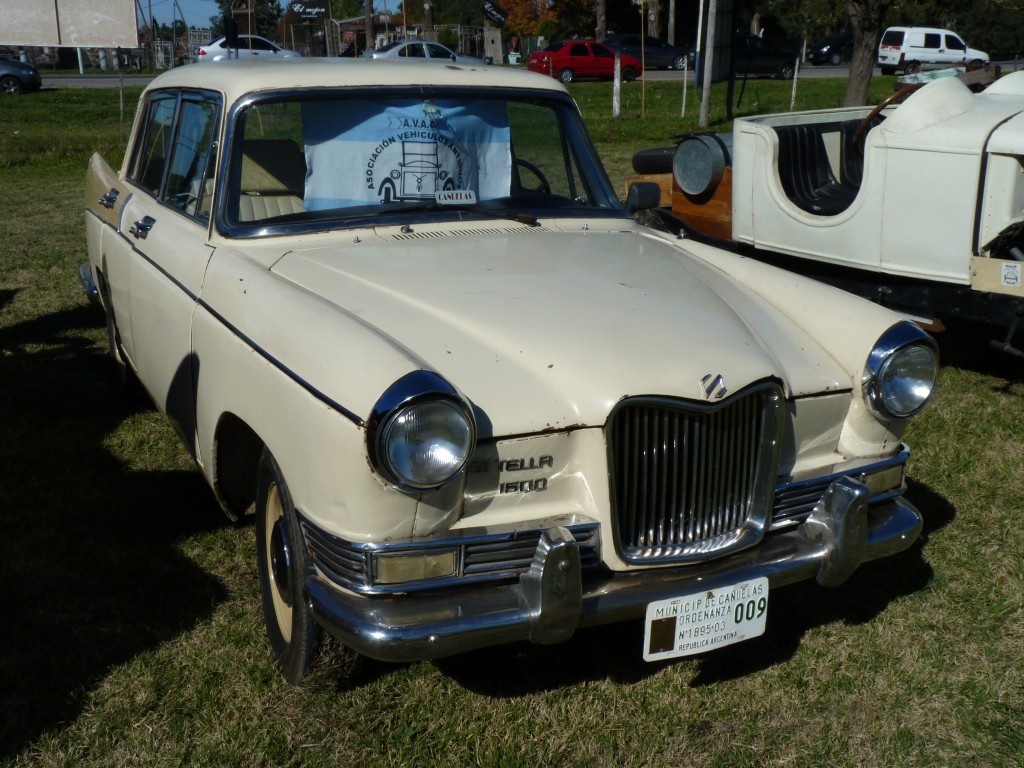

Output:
xmin=482 ymin=0 xmax=506 ymax=64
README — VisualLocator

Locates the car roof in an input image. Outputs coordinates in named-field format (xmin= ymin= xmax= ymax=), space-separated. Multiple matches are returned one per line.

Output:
xmin=143 ymin=58 xmax=568 ymax=102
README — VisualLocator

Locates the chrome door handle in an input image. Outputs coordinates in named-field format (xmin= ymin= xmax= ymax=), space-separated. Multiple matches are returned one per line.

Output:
xmin=129 ymin=215 xmax=156 ymax=239
xmin=99 ymin=188 xmax=119 ymax=209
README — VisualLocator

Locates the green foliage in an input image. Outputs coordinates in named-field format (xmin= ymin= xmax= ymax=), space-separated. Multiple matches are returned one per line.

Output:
xmin=436 ymin=28 xmax=460 ymax=48
xmin=210 ymin=0 xmax=285 ymax=38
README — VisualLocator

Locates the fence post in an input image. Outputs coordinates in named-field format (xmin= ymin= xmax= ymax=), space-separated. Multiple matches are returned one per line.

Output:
xmin=613 ymin=54 xmax=621 ymax=118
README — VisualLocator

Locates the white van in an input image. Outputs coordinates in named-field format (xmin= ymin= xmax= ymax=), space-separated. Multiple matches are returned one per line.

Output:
xmin=877 ymin=27 xmax=988 ymax=75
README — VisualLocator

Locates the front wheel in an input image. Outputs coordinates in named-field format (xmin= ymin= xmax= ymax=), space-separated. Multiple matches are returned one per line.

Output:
xmin=621 ymin=66 xmax=637 ymax=82
xmin=777 ymin=61 xmax=795 ymax=80
xmin=557 ymin=68 xmax=574 ymax=83
xmin=0 ymin=76 xmax=21 ymax=95
xmin=256 ymin=447 xmax=325 ymax=685
xmin=829 ymin=52 xmax=842 ymax=66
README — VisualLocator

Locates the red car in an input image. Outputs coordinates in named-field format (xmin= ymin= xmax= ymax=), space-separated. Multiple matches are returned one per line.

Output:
xmin=528 ymin=40 xmax=641 ymax=83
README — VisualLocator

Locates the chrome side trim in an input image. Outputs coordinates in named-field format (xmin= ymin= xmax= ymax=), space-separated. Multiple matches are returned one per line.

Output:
xmin=78 ymin=263 xmax=99 ymax=304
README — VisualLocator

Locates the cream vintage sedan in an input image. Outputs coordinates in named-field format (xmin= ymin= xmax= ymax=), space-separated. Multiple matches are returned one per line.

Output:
xmin=81 ymin=59 xmax=937 ymax=685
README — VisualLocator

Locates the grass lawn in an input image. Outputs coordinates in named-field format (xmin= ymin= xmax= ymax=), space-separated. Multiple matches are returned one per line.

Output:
xmin=0 ymin=78 xmax=1021 ymax=767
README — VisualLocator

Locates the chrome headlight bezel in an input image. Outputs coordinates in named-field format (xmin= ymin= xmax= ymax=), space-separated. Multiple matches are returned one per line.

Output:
xmin=862 ymin=322 xmax=939 ymax=420
xmin=367 ymin=371 xmax=477 ymax=493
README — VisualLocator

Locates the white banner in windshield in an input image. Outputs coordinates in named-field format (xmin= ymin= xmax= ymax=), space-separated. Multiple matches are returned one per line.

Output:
xmin=302 ymin=99 xmax=512 ymax=211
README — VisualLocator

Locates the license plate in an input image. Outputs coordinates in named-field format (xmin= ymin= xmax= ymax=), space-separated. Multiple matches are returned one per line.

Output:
xmin=643 ymin=577 xmax=769 ymax=661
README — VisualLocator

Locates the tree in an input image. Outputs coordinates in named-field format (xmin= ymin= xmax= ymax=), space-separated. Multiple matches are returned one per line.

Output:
xmin=842 ymin=0 xmax=893 ymax=105
xmin=501 ymin=0 xmax=557 ymax=37
xmin=211 ymin=0 xmax=284 ymax=37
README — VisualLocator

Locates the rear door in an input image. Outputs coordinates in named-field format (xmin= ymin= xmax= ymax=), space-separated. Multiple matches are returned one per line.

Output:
xmin=568 ymin=42 xmax=591 ymax=76
xmin=591 ymin=43 xmax=617 ymax=77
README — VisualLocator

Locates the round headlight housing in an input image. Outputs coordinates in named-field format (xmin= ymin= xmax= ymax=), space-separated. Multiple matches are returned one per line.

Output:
xmin=368 ymin=371 xmax=476 ymax=492
xmin=381 ymin=399 xmax=474 ymax=490
xmin=863 ymin=323 xmax=938 ymax=420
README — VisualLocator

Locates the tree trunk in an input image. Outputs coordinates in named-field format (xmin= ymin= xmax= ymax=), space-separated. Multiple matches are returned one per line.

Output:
xmin=364 ymin=0 xmax=373 ymax=53
xmin=423 ymin=1 xmax=434 ymax=41
xmin=595 ymin=0 xmax=607 ymax=41
xmin=842 ymin=0 xmax=893 ymax=106
xmin=649 ymin=0 xmax=661 ymax=39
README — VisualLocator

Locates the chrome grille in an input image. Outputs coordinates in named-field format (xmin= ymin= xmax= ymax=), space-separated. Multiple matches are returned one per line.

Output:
xmin=607 ymin=384 xmax=783 ymax=563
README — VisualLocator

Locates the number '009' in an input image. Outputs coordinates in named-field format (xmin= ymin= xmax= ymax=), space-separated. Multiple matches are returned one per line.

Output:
xmin=734 ymin=597 xmax=767 ymax=624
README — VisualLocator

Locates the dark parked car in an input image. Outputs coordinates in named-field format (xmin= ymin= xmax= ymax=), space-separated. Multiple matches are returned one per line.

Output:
xmin=735 ymin=35 xmax=800 ymax=80
xmin=0 ymin=58 xmax=42 ymax=94
xmin=601 ymin=34 xmax=692 ymax=70
xmin=806 ymin=30 xmax=854 ymax=65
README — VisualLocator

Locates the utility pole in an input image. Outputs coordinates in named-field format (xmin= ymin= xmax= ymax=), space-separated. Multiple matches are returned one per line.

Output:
xmin=699 ymin=0 xmax=717 ymax=128
xmin=148 ymin=0 xmax=157 ymax=70
xmin=364 ymin=0 xmax=374 ymax=52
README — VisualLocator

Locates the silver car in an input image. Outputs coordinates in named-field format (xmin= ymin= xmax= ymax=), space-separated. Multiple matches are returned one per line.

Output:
xmin=364 ymin=39 xmax=484 ymax=65
xmin=195 ymin=34 xmax=301 ymax=63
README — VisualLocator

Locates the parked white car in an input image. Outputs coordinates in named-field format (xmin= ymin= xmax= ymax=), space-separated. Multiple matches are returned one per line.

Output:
xmin=363 ymin=39 xmax=484 ymax=65
xmin=632 ymin=71 xmax=1024 ymax=354
xmin=195 ymin=34 xmax=301 ymax=63
xmin=81 ymin=58 xmax=936 ymax=685
xmin=877 ymin=26 xmax=987 ymax=75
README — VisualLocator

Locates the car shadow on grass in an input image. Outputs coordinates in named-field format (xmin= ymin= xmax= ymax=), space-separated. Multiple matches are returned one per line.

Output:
xmin=0 ymin=305 xmax=228 ymax=758
xmin=432 ymin=479 xmax=955 ymax=696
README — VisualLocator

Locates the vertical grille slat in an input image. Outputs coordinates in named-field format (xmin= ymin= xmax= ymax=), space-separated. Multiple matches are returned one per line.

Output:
xmin=607 ymin=384 xmax=783 ymax=563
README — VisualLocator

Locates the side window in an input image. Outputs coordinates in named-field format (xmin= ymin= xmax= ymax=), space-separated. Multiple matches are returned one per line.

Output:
xmin=249 ymin=37 xmax=275 ymax=51
xmin=508 ymin=102 xmax=585 ymax=201
xmin=946 ymin=35 xmax=965 ymax=52
xmin=922 ymin=33 xmax=941 ymax=49
xmin=570 ymin=43 xmax=588 ymax=56
xmin=129 ymin=94 xmax=177 ymax=197
xmin=593 ymin=44 xmax=614 ymax=59
xmin=128 ymin=91 xmax=221 ymax=220
xmin=426 ymin=43 xmax=453 ymax=59
xmin=165 ymin=99 xmax=220 ymax=218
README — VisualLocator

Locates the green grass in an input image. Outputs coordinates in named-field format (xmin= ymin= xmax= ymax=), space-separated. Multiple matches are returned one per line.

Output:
xmin=1 ymin=81 xmax=1022 ymax=767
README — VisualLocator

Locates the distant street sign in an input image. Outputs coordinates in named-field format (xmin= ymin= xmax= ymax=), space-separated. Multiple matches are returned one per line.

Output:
xmin=290 ymin=3 xmax=327 ymax=19
xmin=482 ymin=0 xmax=507 ymax=27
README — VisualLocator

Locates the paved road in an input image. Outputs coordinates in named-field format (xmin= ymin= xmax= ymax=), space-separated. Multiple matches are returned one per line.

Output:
xmin=42 ymin=61 xmax=1019 ymax=88
xmin=44 ymin=66 xmax=856 ymax=88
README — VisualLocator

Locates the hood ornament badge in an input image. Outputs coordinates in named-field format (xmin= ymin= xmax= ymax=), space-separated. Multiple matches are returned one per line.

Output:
xmin=701 ymin=374 xmax=727 ymax=401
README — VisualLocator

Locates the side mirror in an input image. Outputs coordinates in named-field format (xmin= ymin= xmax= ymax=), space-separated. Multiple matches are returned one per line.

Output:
xmin=625 ymin=181 xmax=662 ymax=212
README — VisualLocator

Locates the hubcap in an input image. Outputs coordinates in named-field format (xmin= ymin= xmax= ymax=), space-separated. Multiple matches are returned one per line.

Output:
xmin=264 ymin=482 xmax=293 ymax=642
xmin=270 ymin=518 xmax=293 ymax=608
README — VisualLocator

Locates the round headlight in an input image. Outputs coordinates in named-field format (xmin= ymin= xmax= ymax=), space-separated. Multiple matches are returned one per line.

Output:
xmin=381 ymin=399 xmax=474 ymax=489
xmin=864 ymin=323 xmax=938 ymax=420
xmin=877 ymin=344 xmax=937 ymax=417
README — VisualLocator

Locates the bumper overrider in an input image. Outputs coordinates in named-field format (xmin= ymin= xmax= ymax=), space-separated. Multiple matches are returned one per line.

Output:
xmin=306 ymin=475 xmax=923 ymax=663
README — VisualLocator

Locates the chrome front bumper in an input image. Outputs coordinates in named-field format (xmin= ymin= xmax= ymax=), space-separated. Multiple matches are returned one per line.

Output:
xmin=306 ymin=477 xmax=923 ymax=663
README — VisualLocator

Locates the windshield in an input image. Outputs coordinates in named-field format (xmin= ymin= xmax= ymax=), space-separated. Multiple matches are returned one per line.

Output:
xmin=221 ymin=88 xmax=623 ymax=236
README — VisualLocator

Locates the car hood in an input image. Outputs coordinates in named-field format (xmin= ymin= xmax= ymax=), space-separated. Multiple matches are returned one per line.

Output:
xmin=270 ymin=227 xmax=850 ymax=435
